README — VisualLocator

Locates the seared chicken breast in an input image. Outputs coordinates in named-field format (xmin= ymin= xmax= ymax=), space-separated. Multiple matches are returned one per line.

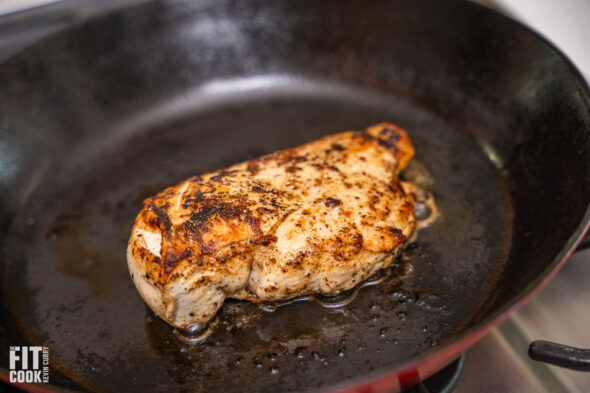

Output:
xmin=127 ymin=123 xmax=418 ymax=328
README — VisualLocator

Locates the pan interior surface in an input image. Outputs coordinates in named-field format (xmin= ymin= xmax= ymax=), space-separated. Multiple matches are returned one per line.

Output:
xmin=1 ymin=80 xmax=512 ymax=393
xmin=1 ymin=0 xmax=589 ymax=392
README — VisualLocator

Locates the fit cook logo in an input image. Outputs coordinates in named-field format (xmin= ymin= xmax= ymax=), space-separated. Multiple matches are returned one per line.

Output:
xmin=9 ymin=346 xmax=49 ymax=383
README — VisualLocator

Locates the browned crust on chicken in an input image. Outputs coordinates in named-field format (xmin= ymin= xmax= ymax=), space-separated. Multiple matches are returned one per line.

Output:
xmin=127 ymin=123 xmax=417 ymax=328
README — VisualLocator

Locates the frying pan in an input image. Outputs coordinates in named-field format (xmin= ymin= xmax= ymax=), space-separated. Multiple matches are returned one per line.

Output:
xmin=1 ymin=0 xmax=589 ymax=392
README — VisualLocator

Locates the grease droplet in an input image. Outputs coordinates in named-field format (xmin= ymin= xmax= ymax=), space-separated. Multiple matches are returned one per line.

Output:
xmin=173 ymin=319 xmax=218 ymax=343
xmin=389 ymin=290 xmax=412 ymax=302
xmin=295 ymin=347 xmax=307 ymax=359
xmin=414 ymin=202 xmax=432 ymax=221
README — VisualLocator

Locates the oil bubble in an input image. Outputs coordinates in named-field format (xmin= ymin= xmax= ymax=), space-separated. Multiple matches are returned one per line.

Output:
xmin=295 ymin=347 xmax=307 ymax=359
xmin=173 ymin=318 xmax=218 ymax=343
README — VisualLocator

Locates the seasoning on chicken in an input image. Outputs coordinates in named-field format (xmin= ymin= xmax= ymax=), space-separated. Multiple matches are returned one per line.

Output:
xmin=127 ymin=123 xmax=419 ymax=329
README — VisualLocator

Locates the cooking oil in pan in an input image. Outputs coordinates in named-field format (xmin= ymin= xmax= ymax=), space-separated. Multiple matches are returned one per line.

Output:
xmin=256 ymin=266 xmax=394 ymax=313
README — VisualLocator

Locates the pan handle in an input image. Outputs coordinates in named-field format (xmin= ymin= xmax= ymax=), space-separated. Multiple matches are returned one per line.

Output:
xmin=527 ymin=232 xmax=590 ymax=371
xmin=528 ymin=340 xmax=590 ymax=371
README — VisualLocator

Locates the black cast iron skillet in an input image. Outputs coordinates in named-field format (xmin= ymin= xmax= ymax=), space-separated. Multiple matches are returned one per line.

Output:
xmin=1 ymin=0 xmax=589 ymax=392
